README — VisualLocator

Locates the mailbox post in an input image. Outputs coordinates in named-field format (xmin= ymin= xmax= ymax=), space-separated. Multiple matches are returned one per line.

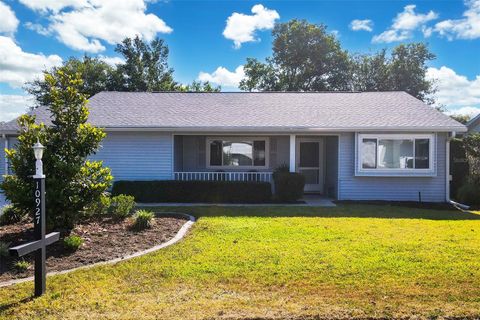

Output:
xmin=9 ymin=141 xmax=59 ymax=297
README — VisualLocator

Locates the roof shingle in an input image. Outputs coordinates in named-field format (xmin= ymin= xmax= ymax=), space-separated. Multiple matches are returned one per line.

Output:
xmin=0 ymin=91 xmax=467 ymax=133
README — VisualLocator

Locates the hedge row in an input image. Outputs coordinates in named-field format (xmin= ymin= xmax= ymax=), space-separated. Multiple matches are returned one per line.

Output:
xmin=273 ymin=172 xmax=306 ymax=202
xmin=112 ymin=180 xmax=272 ymax=203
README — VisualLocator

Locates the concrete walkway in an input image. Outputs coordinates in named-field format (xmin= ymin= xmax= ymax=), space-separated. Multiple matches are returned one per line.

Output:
xmin=137 ymin=195 xmax=336 ymax=207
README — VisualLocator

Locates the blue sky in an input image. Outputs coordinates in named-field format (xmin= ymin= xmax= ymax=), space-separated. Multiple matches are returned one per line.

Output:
xmin=1 ymin=0 xmax=479 ymax=121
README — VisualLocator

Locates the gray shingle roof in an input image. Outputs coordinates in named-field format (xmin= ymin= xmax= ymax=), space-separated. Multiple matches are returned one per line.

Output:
xmin=0 ymin=91 xmax=467 ymax=133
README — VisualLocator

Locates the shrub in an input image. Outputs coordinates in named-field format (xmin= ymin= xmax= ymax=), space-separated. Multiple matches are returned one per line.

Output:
xmin=132 ymin=210 xmax=155 ymax=230
xmin=112 ymin=180 xmax=272 ymax=203
xmin=273 ymin=172 xmax=305 ymax=202
xmin=0 ymin=204 xmax=27 ymax=226
xmin=83 ymin=193 xmax=112 ymax=217
xmin=0 ymin=241 xmax=10 ymax=257
xmin=13 ymin=260 xmax=30 ymax=273
xmin=457 ymin=181 xmax=480 ymax=206
xmin=0 ymin=71 xmax=113 ymax=230
xmin=110 ymin=194 xmax=136 ymax=219
xmin=63 ymin=235 xmax=84 ymax=251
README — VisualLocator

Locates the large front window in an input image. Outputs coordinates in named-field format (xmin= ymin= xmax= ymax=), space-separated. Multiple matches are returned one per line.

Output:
xmin=357 ymin=134 xmax=434 ymax=175
xmin=207 ymin=138 xmax=267 ymax=168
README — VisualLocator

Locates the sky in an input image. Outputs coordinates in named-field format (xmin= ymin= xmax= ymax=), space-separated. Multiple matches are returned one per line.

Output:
xmin=0 ymin=0 xmax=479 ymax=122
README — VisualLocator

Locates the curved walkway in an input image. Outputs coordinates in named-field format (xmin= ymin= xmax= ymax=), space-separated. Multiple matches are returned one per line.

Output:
xmin=0 ymin=213 xmax=196 ymax=288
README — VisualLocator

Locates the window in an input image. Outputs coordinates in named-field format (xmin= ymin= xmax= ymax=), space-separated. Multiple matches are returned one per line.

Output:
xmin=207 ymin=138 xmax=268 ymax=168
xmin=358 ymin=134 xmax=434 ymax=174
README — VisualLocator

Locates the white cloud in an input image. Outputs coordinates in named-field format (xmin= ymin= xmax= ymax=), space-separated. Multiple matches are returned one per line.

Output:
xmin=20 ymin=0 xmax=172 ymax=53
xmin=350 ymin=19 xmax=373 ymax=32
xmin=0 ymin=36 xmax=62 ymax=88
xmin=0 ymin=1 xmax=19 ymax=35
xmin=446 ymin=106 xmax=480 ymax=117
xmin=372 ymin=4 xmax=438 ymax=43
xmin=18 ymin=0 xmax=88 ymax=13
xmin=0 ymin=95 xmax=34 ymax=122
xmin=427 ymin=66 xmax=480 ymax=115
xmin=223 ymin=4 xmax=279 ymax=49
xmin=434 ymin=0 xmax=480 ymax=40
xmin=198 ymin=66 xmax=245 ymax=87
xmin=24 ymin=22 xmax=51 ymax=36
xmin=98 ymin=55 xmax=125 ymax=66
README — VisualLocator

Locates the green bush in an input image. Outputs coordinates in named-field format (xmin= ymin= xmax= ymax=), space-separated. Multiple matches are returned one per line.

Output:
xmin=273 ymin=172 xmax=306 ymax=202
xmin=112 ymin=180 xmax=272 ymax=203
xmin=0 ymin=241 xmax=10 ymax=257
xmin=457 ymin=181 xmax=480 ymax=206
xmin=0 ymin=204 xmax=27 ymax=226
xmin=132 ymin=210 xmax=155 ymax=230
xmin=13 ymin=260 xmax=30 ymax=273
xmin=83 ymin=193 xmax=112 ymax=216
xmin=63 ymin=235 xmax=84 ymax=251
xmin=110 ymin=194 xmax=136 ymax=219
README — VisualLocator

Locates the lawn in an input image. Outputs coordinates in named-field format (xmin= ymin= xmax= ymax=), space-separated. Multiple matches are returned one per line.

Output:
xmin=1 ymin=204 xmax=480 ymax=319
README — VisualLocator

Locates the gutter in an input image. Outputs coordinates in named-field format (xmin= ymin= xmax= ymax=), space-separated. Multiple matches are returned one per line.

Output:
xmin=445 ymin=132 xmax=454 ymax=203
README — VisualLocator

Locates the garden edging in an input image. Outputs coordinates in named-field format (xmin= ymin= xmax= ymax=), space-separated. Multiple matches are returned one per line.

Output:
xmin=0 ymin=212 xmax=196 ymax=288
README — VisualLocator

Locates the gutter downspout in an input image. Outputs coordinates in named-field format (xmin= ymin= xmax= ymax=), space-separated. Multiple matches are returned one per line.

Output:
xmin=445 ymin=132 xmax=453 ymax=203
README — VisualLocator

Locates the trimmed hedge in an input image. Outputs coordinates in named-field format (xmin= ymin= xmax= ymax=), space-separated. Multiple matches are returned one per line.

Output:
xmin=273 ymin=172 xmax=306 ymax=202
xmin=112 ymin=180 xmax=272 ymax=203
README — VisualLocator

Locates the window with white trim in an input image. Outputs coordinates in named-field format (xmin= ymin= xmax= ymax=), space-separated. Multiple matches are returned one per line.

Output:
xmin=207 ymin=138 xmax=268 ymax=168
xmin=357 ymin=134 xmax=434 ymax=174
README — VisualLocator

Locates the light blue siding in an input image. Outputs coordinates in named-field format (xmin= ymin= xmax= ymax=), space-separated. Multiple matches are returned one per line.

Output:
xmin=0 ymin=137 xmax=5 ymax=206
xmin=0 ymin=136 xmax=18 ymax=206
xmin=338 ymin=132 xmax=447 ymax=202
xmin=90 ymin=132 xmax=173 ymax=181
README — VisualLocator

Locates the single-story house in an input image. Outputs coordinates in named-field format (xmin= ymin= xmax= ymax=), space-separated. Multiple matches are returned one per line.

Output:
xmin=466 ymin=113 xmax=480 ymax=133
xmin=0 ymin=91 xmax=467 ymax=204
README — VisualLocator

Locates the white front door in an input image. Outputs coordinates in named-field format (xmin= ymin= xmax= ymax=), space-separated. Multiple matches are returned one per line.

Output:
xmin=296 ymin=138 xmax=324 ymax=193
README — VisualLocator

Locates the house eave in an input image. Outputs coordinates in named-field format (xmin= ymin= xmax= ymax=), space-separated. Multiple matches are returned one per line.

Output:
xmin=0 ymin=125 xmax=467 ymax=136
xmin=101 ymin=125 xmax=468 ymax=133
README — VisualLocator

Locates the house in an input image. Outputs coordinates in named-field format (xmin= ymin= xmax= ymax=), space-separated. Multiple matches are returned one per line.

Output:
xmin=466 ymin=113 xmax=480 ymax=133
xmin=0 ymin=91 xmax=467 ymax=204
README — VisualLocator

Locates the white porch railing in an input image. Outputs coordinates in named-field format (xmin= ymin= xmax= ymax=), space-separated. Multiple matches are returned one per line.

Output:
xmin=174 ymin=171 xmax=273 ymax=183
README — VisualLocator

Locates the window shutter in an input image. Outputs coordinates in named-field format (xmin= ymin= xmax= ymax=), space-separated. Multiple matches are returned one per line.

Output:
xmin=198 ymin=136 xmax=206 ymax=167
xmin=270 ymin=137 xmax=277 ymax=168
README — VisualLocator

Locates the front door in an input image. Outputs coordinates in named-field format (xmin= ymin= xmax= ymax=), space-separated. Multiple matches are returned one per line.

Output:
xmin=297 ymin=138 xmax=324 ymax=193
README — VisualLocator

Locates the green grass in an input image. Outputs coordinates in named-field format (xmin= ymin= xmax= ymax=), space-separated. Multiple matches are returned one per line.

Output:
xmin=1 ymin=204 xmax=480 ymax=319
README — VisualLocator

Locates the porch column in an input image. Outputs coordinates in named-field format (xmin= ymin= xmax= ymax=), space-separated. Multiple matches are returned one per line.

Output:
xmin=289 ymin=134 xmax=296 ymax=172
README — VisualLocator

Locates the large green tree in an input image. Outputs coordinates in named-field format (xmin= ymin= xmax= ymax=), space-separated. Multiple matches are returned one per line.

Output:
xmin=352 ymin=43 xmax=436 ymax=103
xmin=240 ymin=19 xmax=436 ymax=104
xmin=2 ymin=71 xmax=112 ymax=229
xmin=25 ymin=55 xmax=114 ymax=106
xmin=111 ymin=35 xmax=177 ymax=91
xmin=239 ymin=20 xmax=351 ymax=91
xmin=26 ymin=36 xmax=219 ymax=104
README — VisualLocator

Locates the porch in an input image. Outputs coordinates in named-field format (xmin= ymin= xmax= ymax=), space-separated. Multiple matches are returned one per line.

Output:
xmin=173 ymin=134 xmax=339 ymax=198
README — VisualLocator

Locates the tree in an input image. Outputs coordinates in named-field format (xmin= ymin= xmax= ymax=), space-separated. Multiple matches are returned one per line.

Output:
xmin=178 ymin=80 xmax=221 ymax=92
xmin=352 ymin=43 xmax=436 ymax=103
xmin=25 ymin=55 xmax=114 ymax=107
xmin=239 ymin=19 xmax=351 ymax=91
xmin=388 ymin=43 xmax=436 ymax=103
xmin=111 ymin=35 xmax=177 ymax=91
xmin=351 ymin=50 xmax=390 ymax=92
xmin=1 ymin=71 xmax=113 ymax=229
xmin=450 ymin=114 xmax=471 ymax=124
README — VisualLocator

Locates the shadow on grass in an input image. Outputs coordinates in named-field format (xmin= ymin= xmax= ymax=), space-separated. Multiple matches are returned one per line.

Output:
xmin=0 ymin=296 xmax=34 ymax=314
xmin=146 ymin=203 xmax=480 ymax=221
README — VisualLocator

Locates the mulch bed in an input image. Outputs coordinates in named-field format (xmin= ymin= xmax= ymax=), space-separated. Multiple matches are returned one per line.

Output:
xmin=0 ymin=214 xmax=188 ymax=283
